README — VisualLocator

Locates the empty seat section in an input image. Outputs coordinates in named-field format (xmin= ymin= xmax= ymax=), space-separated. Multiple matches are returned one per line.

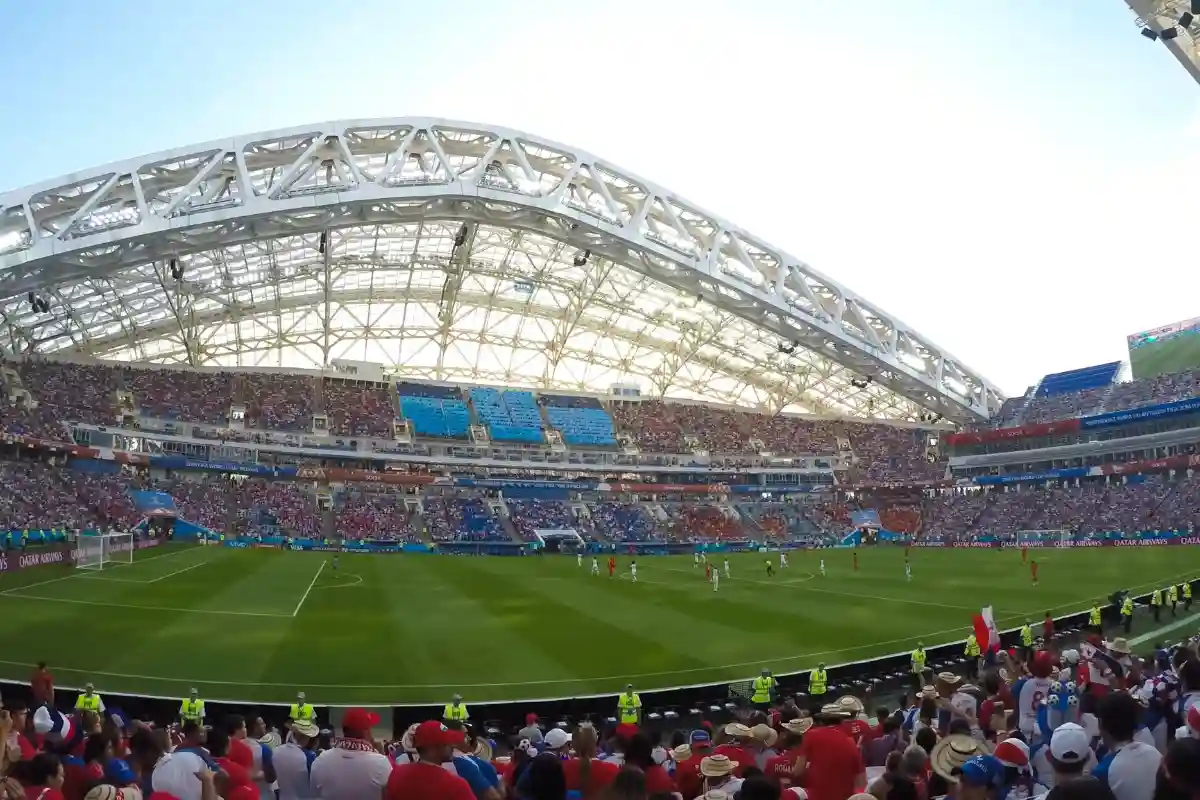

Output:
xmin=1036 ymin=362 xmax=1120 ymax=397
xmin=468 ymin=388 xmax=543 ymax=443
xmin=540 ymin=393 xmax=616 ymax=446
xmin=396 ymin=382 xmax=469 ymax=438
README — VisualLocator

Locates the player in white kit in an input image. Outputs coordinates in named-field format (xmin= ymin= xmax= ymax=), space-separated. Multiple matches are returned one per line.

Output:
xmin=631 ymin=560 xmax=638 ymax=582
xmin=578 ymin=552 xmax=583 ymax=567
xmin=780 ymin=552 xmax=788 ymax=568
xmin=712 ymin=568 xmax=720 ymax=592
xmin=905 ymin=560 xmax=912 ymax=582
xmin=591 ymin=556 xmax=599 ymax=576
xmin=724 ymin=558 xmax=731 ymax=578
xmin=694 ymin=552 xmax=701 ymax=568
xmin=820 ymin=559 xmax=826 ymax=577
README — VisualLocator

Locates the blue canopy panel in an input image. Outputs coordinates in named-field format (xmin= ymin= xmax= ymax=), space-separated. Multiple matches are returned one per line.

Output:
xmin=1036 ymin=362 xmax=1120 ymax=397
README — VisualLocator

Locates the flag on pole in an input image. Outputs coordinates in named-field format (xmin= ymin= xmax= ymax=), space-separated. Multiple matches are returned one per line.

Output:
xmin=973 ymin=606 xmax=1000 ymax=651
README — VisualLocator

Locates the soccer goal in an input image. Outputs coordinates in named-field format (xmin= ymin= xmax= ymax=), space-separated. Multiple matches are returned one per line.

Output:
xmin=76 ymin=533 xmax=135 ymax=571
xmin=1016 ymin=529 xmax=1070 ymax=548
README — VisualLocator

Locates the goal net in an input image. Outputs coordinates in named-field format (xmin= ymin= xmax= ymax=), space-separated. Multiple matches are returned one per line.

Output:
xmin=1016 ymin=529 xmax=1071 ymax=547
xmin=76 ymin=533 xmax=135 ymax=571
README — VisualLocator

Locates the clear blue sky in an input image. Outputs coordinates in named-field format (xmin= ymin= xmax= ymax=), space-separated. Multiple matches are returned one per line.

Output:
xmin=2 ymin=0 xmax=1198 ymax=395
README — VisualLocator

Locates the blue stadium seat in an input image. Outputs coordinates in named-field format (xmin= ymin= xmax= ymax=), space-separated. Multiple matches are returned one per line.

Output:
xmin=544 ymin=406 xmax=616 ymax=446
xmin=1036 ymin=362 xmax=1120 ymax=397
xmin=398 ymin=394 xmax=470 ymax=438
xmin=468 ymin=388 xmax=543 ymax=443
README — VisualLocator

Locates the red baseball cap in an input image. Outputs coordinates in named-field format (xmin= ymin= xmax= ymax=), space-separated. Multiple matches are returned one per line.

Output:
xmin=525 ymin=713 xmax=538 ymax=725
xmin=615 ymin=723 xmax=639 ymax=739
xmin=342 ymin=708 xmax=381 ymax=731
xmin=412 ymin=720 xmax=465 ymax=749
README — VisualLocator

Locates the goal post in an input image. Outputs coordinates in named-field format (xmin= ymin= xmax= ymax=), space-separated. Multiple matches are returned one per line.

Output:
xmin=1016 ymin=529 xmax=1070 ymax=548
xmin=76 ymin=533 xmax=135 ymax=571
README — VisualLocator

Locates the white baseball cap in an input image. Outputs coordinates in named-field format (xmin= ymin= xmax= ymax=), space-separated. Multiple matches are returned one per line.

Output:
xmin=1049 ymin=722 xmax=1091 ymax=764
xmin=544 ymin=728 xmax=571 ymax=749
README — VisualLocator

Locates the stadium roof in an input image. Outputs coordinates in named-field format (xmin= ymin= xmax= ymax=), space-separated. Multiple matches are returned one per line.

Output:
xmin=0 ymin=118 xmax=1003 ymax=423
xmin=1125 ymin=0 xmax=1200 ymax=82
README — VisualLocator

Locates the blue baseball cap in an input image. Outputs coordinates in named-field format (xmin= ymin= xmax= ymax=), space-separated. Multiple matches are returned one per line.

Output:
xmin=105 ymin=758 xmax=137 ymax=786
xmin=690 ymin=729 xmax=711 ymax=744
xmin=958 ymin=755 xmax=1005 ymax=787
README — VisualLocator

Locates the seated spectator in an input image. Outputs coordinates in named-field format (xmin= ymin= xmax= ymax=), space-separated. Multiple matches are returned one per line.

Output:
xmin=311 ymin=708 xmax=391 ymax=800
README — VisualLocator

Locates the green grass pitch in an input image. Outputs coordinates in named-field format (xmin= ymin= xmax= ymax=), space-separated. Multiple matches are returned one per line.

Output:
xmin=0 ymin=544 xmax=1198 ymax=707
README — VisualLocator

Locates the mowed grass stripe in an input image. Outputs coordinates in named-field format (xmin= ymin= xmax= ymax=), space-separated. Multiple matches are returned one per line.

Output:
xmin=0 ymin=547 xmax=1197 ymax=705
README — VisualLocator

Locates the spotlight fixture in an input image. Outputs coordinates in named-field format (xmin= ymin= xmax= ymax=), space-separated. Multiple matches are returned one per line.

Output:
xmin=454 ymin=224 xmax=468 ymax=248
xmin=318 ymin=232 xmax=328 ymax=255
xmin=1141 ymin=26 xmax=1159 ymax=40
xmin=1162 ymin=26 xmax=1179 ymax=40
xmin=1181 ymin=12 xmax=1194 ymax=28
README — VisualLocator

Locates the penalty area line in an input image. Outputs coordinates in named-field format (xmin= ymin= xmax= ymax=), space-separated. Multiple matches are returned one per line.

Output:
xmin=292 ymin=559 xmax=328 ymax=617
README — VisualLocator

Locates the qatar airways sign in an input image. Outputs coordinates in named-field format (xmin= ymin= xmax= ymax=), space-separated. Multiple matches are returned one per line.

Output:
xmin=0 ymin=537 xmax=163 ymax=574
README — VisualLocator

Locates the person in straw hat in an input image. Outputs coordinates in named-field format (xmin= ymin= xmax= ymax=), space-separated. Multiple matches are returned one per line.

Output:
xmin=699 ymin=753 xmax=743 ymax=798
xmin=928 ymin=734 xmax=988 ymax=796
xmin=749 ymin=723 xmax=779 ymax=769
xmin=791 ymin=704 xmax=866 ymax=800
xmin=766 ymin=717 xmax=813 ymax=789
xmin=713 ymin=723 xmax=756 ymax=777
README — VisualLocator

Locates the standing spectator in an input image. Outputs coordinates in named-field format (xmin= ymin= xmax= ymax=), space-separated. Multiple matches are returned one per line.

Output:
xmin=206 ymin=728 xmax=256 ymax=800
xmin=518 ymin=714 xmax=544 ymax=746
xmin=15 ymin=753 xmax=66 ymax=800
xmin=765 ymin=718 xmax=812 ymax=790
xmin=30 ymin=662 xmax=53 ymax=707
xmin=311 ymin=708 xmax=391 ymax=800
xmin=792 ymin=706 xmax=867 ymax=800
xmin=522 ymin=752 xmax=568 ymax=800
xmin=623 ymin=732 xmax=675 ymax=797
xmin=698 ymin=754 xmax=744 ymax=797
xmin=273 ymin=719 xmax=320 ymax=800
xmin=385 ymin=721 xmax=475 ymax=800
xmin=1095 ymin=693 xmax=1161 ymax=800
xmin=1162 ymin=738 xmax=1200 ymax=800
xmin=715 ymin=724 xmax=758 ymax=777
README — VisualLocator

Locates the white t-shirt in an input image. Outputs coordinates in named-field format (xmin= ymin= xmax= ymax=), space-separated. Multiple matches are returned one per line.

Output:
xmin=152 ymin=750 xmax=210 ymax=800
xmin=1102 ymin=741 xmax=1161 ymax=800
xmin=310 ymin=746 xmax=392 ymax=800
xmin=273 ymin=743 xmax=319 ymax=800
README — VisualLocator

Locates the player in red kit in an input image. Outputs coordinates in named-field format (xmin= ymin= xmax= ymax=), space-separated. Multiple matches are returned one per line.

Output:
xmin=608 ymin=556 xmax=616 ymax=578
xmin=705 ymin=562 xmax=712 ymax=582
xmin=1021 ymin=545 xmax=1028 ymax=564
xmin=1030 ymin=559 xmax=1038 ymax=586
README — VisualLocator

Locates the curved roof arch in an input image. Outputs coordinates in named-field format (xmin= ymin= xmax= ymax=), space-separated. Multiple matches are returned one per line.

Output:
xmin=0 ymin=118 xmax=1003 ymax=422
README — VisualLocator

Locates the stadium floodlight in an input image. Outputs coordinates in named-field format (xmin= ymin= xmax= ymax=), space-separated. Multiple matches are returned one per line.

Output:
xmin=1162 ymin=26 xmax=1180 ymax=39
xmin=1182 ymin=12 xmax=1194 ymax=28
xmin=76 ymin=532 xmax=135 ymax=571
xmin=1141 ymin=26 xmax=1160 ymax=39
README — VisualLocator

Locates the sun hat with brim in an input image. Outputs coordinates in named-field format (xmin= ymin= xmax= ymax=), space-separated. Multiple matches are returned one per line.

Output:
xmin=782 ymin=717 xmax=814 ymax=735
xmin=672 ymin=744 xmax=692 ymax=761
xmin=750 ymin=723 xmax=778 ymax=747
xmin=1106 ymin=638 xmax=1132 ymax=655
xmin=837 ymin=695 xmax=866 ymax=715
xmin=920 ymin=685 xmax=938 ymax=698
xmin=930 ymin=734 xmax=987 ymax=781
xmin=816 ymin=703 xmax=852 ymax=720
xmin=292 ymin=719 xmax=320 ymax=738
xmin=723 ymin=722 xmax=752 ymax=739
xmin=700 ymin=754 xmax=739 ymax=777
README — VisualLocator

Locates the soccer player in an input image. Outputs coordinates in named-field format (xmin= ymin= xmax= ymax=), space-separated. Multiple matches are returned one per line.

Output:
xmin=820 ymin=559 xmax=826 ymax=577
xmin=766 ymin=559 xmax=774 ymax=577
xmin=694 ymin=552 xmax=700 ymax=568
xmin=577 ymin=551 xmax=583 ymax=567
xmin=905 ymin=559 xmax=912 ymax=582
xmin=705 ymin=561 xmax=712 ymax=583
xmin=779 ymin=552 xmax=788 ymax=569
xmin=712 ymin=568 xmax=720 ymax=593
xmin=591 ymin=556 xmax=599 ymax=576
xmin=1030 ymin=559 xmax=1039 ymax=587
xmin=723 ymin=557 xmax=730 ymax=579
xmin=1021 ymin=545 xmax=1028 ymax=564
xmin=630 ymin=560 xmax=638 ymax=583
xmin=332 ymin=554 xmax=339 ymax=571
xmin=608 ymin=556 xmax=616 ymax=578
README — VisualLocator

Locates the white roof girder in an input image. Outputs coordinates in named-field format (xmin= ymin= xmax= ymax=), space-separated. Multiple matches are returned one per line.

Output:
xmin=1125 ymin=0 xmax=1200 ymax=83
xmin=0 ymin=118 xmax=1003 ymax=422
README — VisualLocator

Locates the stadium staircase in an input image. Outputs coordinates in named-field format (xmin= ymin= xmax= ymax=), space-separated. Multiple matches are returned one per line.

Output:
xmin=733 ymin=506 xmax=770 ymax=542
xmin=498 ymin=510 xmax=526 ymax=544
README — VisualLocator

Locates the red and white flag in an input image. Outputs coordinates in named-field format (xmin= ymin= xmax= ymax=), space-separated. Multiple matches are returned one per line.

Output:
xmin=973 ymin=606 xmax=1000 ymax=651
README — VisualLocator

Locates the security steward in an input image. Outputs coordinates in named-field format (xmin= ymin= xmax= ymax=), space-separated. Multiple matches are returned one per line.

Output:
xmin=964 ymin=633 xmax=981 ymax=679
xmin=808 ymin=662 xmax=828 ymax=713
xmin=1184 ymin=580 xmax=1193 ymax=612
xmin=1019 ymin=621 xmax=1034 ymax=659
xmin=179 ymin=688 xmax=205 ymax=725
xmin=910 ymin=642 xmax=928 ymax=690
xmin=617 ymin=684 xmax=641 ymax=725
xmin=1120 ymin=594 xmax=1134 ymax=634
xmin=1151 ymin=588 xmax=1163 ymax=623
xmin=75 ymin=683 xmax=103 ymax=713
xmin=751 ymin=669 xmax=778 ymax=710
xmin=289 ymin=691 xmax=315 ymax=723
xmin=443 ymin=694 xmax=469 ymax=722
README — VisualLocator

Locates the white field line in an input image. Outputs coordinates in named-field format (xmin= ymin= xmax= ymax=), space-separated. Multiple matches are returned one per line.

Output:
xmin=0 ymin=545 xmax=211 ymax=593
xmin=292 ymin=559 xmax=327 ymax=617
xmin=0 ymin=592 xmax=291 ymax=618
xmin=147 ymin=560 xmax=211 ymax=583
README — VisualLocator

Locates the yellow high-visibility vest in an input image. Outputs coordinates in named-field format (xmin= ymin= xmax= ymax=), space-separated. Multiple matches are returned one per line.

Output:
xmin=1020 ymin=626 xmax=1033 ymax=647
xmin=443 ymin=703 xmax=469 ymax=722
xmin=1089 ymin=606 xmax=1102 ymax=625
xmin=751 ymin=676 xmax=776 ymax=703
xmin=1121 ymin=597 xmax=1133 ymax=616
xmin=911 ymin=648 xmax=926 ymax=673
xmin=180 ymin=699 xmax=205 ymax=721
xmin=809 ymin=668 xmax=827 ymax=696
xmin=1184 ymin=584 xmax=1193 ymax=599
xmin=1169 ymin=585 xmax=1179 ymax=602
xmin=965 ymin=635 xmax=981 ymax=657
xmin=75 ymin=694 xmax=101 ymax=712
xmin=617 ymin=693 xmax=641 ymax=724
xmin=1152 ymin=590 xmax=1162 ymax=606
xmin=289 ymin=703 xmax=315 ymax=721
